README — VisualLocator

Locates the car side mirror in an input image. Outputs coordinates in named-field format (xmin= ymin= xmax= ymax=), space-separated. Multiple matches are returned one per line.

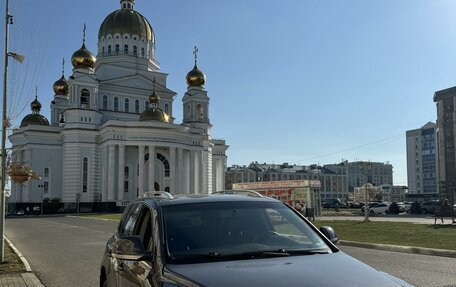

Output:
xmin=112 ymin=236 xmax=152 ymax=261
xmin=320 ymin=226 xmax=339 ymax=244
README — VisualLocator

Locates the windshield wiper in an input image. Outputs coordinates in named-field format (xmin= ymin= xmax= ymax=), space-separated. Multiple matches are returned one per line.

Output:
xmin=283 ymin=249 xmax=330 ymax=255
xmin=206 ymin=249 xmax=291 ymax=259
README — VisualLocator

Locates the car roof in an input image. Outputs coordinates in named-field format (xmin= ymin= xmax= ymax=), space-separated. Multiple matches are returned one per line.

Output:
xmin=140 ymin=193 xmax=281 ymax=207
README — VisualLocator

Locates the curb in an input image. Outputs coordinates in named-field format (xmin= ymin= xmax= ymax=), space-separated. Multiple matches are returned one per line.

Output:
xmin=339 ymin=240 xmax=456 ymax=258
xmin=4 ymin=236 xmax=45 ymax=287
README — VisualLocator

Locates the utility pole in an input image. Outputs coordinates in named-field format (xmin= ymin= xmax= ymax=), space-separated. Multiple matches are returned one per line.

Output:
xmin=1 ymin=0 xmax=24 ymax=262
xmin=0 ymin=0 xmax=11 ymax=263
xmin=361 ymin=162 xmax=372 ymax=223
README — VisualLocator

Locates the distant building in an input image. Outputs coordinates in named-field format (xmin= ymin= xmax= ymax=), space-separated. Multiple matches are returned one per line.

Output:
xmin=434 ymin=87 xmax=456 ymax=205
xmin=406 ymin=122 xmax=438 ymax=201
xmin=325 ymin=161 xmax=393 ymax=192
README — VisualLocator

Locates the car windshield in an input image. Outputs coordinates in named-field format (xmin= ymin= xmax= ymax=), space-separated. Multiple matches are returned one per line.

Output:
xmin=162 ymin=201 xmax=331 ymax=263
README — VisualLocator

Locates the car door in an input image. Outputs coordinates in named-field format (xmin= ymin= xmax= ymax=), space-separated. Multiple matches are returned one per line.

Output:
xmin=116 ymin=204 xmax=155 ymax=286
xmin=110 ymin=202 xmax=142 ymax=286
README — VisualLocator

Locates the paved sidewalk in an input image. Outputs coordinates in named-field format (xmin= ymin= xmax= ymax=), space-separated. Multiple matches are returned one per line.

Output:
xmin=1 ymin=237 xmax=45 ymax=287
xmin=0 ymin=273 xmax=44 ymax=287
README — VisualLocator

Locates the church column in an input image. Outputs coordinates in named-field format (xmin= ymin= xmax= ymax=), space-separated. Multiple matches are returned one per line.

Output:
xmin=191 ymin=150 xmax=200 ymax=194
xmin=138 ymin=145 xmax=145 ymax=197
xmin=169 ymin=147 xmax=176 ymax=194
xmin=177 ymin=148 xmax=183 ymax=193
xmin=24 ymin=148 xmax=32 ymax=202
xmin=118 ymin=144 xmax=125 ymax=201
xmin=101 ymin=146 xmax=108 ymax=202
xmin=184 ymin=150 xmax=190 ymax=194
xmin=199 ymin=150 xmax=205 ymax=194
xmin=16 ymin=150 xmax=23 ymax=202
xmin=148 ymin=145 xmax=155 ymax=191
xmin=107 ymin=145 xmax=115 ymax=201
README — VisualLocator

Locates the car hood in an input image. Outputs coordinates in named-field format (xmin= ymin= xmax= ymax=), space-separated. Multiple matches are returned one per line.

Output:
xmin=166 ymin=251 xmax=413 ymax=287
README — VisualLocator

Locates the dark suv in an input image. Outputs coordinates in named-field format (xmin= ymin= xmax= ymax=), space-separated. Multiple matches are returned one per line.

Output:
xmin=100 ymin=191 xmax=414 ymax=287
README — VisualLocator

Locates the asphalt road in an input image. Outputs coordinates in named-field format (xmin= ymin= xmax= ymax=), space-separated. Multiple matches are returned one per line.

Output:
xmin=5 ymin=215 xmax=456 ymax=287
xmin=5 ymin=216 xmax=117 ymax=287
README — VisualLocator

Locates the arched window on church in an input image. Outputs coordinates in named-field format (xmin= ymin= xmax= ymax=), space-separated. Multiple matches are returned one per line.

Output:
xmin=108 ymin=45 xmax=112 ymax=55
xmin=103 ymin=95 xmax=108 ymax=110
xmin=135 ymin=99 xmax=139 ymax=113
xmin=165 ymin=103 xmax=169 ymax=114
xmin=197 ymin=104 xmax=204 ymax=118
xmin=124 ymin=166 xmax=129 ymax=193
xmin=114 ymin=97 xmax=119 ymax=111
xmin=124 ymin=45 xmax=129 ymax=55
xmin=80 ymin=89 xmax=90 ymax=108
xmin=115 ymin=44 xmax=120 ymax=55
xmin=124 ymin=98 xmax=129 ymax=112
xmin=133 ymin=46 xmax=137 ymax=56
xmin=102 ymin=46 xmax=105 ymax=56
xmin=82 ymin=157 xmax=88 ymax=193
xmin=141 ymin=47 xmax=145 ymax=58
xmin=145 ymin=101 xmax=149 ymax=110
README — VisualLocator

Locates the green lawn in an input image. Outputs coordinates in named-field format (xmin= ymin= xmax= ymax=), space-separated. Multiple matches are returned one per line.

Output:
xmin=0 ymin=243 xmax=26 ymax=274
xmin=314 ymin=220 xmax=456 ymax=251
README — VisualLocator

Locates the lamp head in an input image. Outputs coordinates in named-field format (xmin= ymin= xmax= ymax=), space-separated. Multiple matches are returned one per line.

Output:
xmin=8 ymin=52 xmax=25 ymax=63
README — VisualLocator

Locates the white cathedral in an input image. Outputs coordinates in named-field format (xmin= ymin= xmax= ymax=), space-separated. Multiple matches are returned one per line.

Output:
xmin=8 ymin=0 xmax=228 ymax=212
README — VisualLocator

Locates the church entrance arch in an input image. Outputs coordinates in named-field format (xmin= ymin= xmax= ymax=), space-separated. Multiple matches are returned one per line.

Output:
xmin=144 ymin=152 xmax=170 ymax=191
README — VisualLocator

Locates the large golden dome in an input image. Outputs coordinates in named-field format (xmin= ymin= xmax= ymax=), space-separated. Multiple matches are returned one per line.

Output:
xmin=53 ymin=75 xmax=69 ymax=95
xmin=71 ymin=43 xmax=96 ymax=69
xmin=98 ymin=6 xmax=154 ymax=41
xmin=186 ymin=64 xmax=206 ymax=87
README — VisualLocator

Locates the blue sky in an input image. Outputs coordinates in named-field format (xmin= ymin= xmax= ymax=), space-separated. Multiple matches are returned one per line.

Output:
xmin=2 ymin=0 xmax=456 ymax=186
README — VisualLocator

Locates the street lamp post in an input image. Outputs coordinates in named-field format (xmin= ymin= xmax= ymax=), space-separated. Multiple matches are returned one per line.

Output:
xmin=1 ymin=0 xmax=24 ymax=263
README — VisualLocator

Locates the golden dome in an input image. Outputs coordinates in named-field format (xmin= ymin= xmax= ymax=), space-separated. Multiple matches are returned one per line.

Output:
xmin=53 ymin=75 xmax=69 ymax=95
xmin=186 ymin=64 xmax=206 ymax=87
xmin=139 ymin=108 xmax=169 ymax=123
xmin=71 ymin=43 xmax=96 ymax=69
xmin=20 ymin=114 xmax=50 ymax=127
xmin=98 ymin=7 xmax=154 ymax=41
xmin=20 ymin=97 xmax=50 ymax=127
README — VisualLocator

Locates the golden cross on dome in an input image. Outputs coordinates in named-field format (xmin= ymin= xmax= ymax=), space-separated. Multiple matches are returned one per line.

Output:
xmin=62 ymin=58 xmax=65 ymax=76
xmin=35 ymin=86 xmax=38 ymax=99
xmin=193 ymin=46 xmax=199 ymax=65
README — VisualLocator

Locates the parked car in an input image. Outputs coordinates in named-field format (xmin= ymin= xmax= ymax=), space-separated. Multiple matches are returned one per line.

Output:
xmin=100 ymin=191 xmax=414 ymax=287
xmin=419 ymin=200 xmax=440 ymax=214
xmin=369 ymin=202 xmax=390 ymax=215
xmin=361 ymin=202 xmax=379 ymax=213
xmin=346 ymin=201 xmax=361 ymax=208
xmin=322 ymin=198 xmax=347 ymax=209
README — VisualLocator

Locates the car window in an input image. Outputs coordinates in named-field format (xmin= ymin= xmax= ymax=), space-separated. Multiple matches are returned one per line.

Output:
xmin=123 ymin=203 xmax=142 ymax=236
xmin=132 ymin=206 xmax=153 ymax=251
xmin=162 ymin=201 xmax=330 ymax=263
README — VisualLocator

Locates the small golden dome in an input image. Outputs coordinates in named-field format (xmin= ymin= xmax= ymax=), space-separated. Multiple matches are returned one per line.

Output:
xmin=71 ymin=43 xmax=96 ymax=69
xmin=186 ymin=64 xmax=206 ymax=87
xmin=149 ymin=93 xmax=159 ymax=104
xmin=30 ymin=97 xmax=42 ymax=111
xmin=53 ymin=75 xmax=69 ymax=95
xmin=21 ymin=96 xmax=50 ymax=127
